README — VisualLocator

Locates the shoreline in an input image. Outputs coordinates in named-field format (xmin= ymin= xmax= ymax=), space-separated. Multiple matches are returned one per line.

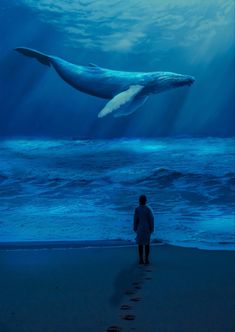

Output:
xmin=0 ymin=239 xmax=135 ymax=250
xmin=0 ymin=239 xmax=234 ymax=251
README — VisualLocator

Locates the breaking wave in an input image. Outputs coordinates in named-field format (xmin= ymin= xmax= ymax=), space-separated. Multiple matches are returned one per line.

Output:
xmin=0 ymin=138 xmax=234 ymax=250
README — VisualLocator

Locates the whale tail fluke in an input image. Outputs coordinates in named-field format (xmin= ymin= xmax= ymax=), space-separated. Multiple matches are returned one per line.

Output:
xmin=14 ymin=47 xmax=51 ymax=66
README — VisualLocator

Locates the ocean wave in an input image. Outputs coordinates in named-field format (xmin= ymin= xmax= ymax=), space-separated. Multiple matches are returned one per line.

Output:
xmin=0 ymin=138 xmax=234 ymax=249
xmin=0 ymin=173 xmax=8 ymax=182
xmin=122 ymin=168 xmax=183 ymax=186
xmin=1 ymin=167 xmax=234 ymax=198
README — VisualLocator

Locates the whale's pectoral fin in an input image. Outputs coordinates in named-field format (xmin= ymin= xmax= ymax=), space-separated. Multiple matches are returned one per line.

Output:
xmin=98 ymin=85 xmax=145 ymax=118
xmin=113 ymin=94 xmax=148 ymax=117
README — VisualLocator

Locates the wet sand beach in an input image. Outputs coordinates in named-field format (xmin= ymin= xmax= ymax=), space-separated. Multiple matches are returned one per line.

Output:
xmin=0 ymin=244 xmax=235 ymax=332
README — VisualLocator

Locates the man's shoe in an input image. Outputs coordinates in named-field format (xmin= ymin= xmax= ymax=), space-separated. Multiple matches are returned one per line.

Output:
xmin=139 ymin=259 xmax=144 ymax=264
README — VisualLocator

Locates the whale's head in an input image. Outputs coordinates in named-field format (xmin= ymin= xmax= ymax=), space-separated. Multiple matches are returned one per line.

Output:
xmin=147 ymin=72 xmax=195 ymax=93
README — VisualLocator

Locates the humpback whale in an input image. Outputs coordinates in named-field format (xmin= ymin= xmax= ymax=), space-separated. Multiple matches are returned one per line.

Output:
xmin=15 ymin=47 xmax=195 ymax=118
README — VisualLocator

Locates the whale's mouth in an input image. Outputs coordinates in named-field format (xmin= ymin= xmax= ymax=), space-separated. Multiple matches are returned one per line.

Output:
xmin=174 ymin=75 xmax=195 ymax=88
xmin=186 ymin=77 xmax=195 ymax=86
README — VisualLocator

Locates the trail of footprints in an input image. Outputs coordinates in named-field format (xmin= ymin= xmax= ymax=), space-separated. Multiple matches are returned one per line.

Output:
xmin=106 ymin=266 xmax=153 ymax=332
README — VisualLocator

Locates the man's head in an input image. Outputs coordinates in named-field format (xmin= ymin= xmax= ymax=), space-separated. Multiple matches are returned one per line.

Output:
xmin=139 ymin=194 xmax=147 ymax=205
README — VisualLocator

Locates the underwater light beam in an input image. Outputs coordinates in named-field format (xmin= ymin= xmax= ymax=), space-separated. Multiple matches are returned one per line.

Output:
xmin=15 ymin=47 xmax=195 ymax=118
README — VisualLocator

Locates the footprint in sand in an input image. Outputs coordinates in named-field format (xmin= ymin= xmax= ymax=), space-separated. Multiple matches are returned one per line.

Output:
xmin=121 ymin=314 xmax=136 ymax=321
xmin=110 ymin=266 xmax=153 ymax=332
xmin=134 ymin=285 xmax=142 ymax=290
xmin=125 ymin=289 xmax=136 ymax=295
xmin=106 ymin=325 xmax=122 ymax=332
xmin=120 ymin=304 xmax=132 ymax=310
xmin=130 ymin=296 xmax=142 ymax=302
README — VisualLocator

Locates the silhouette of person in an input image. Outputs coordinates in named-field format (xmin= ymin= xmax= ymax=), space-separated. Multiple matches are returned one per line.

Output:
xmin=133 ymin=195 xmax=154 ymax=264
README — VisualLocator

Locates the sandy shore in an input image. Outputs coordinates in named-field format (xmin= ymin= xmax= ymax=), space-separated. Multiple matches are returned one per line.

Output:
xmin=0 ymin=244 xmax=234 ymax=332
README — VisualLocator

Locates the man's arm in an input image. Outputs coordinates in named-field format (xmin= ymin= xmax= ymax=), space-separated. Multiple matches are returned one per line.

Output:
xmin=133 ymin=208 xmax=139 ymax=232
xmin=149 ymin=208 xmax=154 ymax=233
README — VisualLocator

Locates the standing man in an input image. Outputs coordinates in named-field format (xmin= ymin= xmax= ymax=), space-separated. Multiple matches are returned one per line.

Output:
xmin=133 ymin=195 xmax=154 ymax=265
